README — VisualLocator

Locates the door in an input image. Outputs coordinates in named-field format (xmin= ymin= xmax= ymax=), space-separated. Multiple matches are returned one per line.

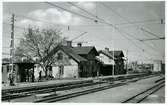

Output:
xmin=59 ymin=65 xmax=64 ymax=78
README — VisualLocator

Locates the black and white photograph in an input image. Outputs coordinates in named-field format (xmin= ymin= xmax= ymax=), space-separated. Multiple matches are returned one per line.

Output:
xmin=1 ymin=0 xmax=165 ymax=103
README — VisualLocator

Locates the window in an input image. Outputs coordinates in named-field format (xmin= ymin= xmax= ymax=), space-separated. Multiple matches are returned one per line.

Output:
xmin=2 ymin=66 xmax=3 ymax=73
xmin=7 ymin=65 xmax=9 ymax=72
xmin=57 ymin=52 xmax=63 ymax=60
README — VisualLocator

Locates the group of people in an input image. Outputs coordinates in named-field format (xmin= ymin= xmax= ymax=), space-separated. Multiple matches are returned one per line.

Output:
xmin=25 ymin=69 xmax=35 ymax=82
xmin=7 ymin=66 xmax=54 ymax=86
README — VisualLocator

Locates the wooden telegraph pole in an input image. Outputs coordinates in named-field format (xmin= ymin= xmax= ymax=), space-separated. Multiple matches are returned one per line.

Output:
xmin=9 ymin=14 xmax=15 ymax=86
xmin=112 ymin=26 xmax=115 ymax=76
xmin=126 ymin=49 xmax=128 ymax=74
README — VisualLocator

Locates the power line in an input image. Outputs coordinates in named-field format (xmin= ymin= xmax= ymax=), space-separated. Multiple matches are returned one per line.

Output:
xmin=45 ymin=2 xmax=97 ymax=22
xmin=4 ymin=14 xmax=90 ymax=34
xmin=139 ymin=37 xmax=165 ymax=41
xmin=3 ymin=22 xmax=27 ymax=30
xmin=67 ymin=2 xmax=140 ymax=41
xmin=100 ymin=3 xmax=164 ymax=56
xmin=141 ymin=27 xmax=163 ymax=38
xmin=7 ymin=11 xmax=61 ymax=28
xmin=4 ymin=3 xmax=163 ymax=59
xmin=45 ymin=2 xmax=158 ymax=57
xmin=4 ymin=13 xmax=150 ymax=28
xmin=115 ymin=19 xmax=163 ymax=26
xmin=114 ymin=27 xmax=144 ymax=51
xmin=71 ymin=32 xmax=87 ymax=41
xmin=140 ymin=27 xmax=165 ymax=55
xmin=100 ymin=3 xmax=162 ymax=39
xmin=38 ymin=3 xmax=162 ymax=57
xmin=10 ymin=12 xmax=164 ymax=55
xmin=101 ymin=3 xmax=162 ymax=39
xmin=3 ymin=34 xmax=23 ymax=40
xmin=59 ymin=2 xmax=146 ymax=51
xmin=67 ymin=2 xmax=96 ymax=18
xmin=101 ymin=3 xmax=163 ymax=28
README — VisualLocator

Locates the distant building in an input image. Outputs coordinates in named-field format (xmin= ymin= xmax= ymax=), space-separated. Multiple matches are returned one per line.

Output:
xmin=153 ymin=60 xmax=162 ymax=72
xmin=97 ymin=48 xmax=115 ymax=76
xmin=161 ymin=63 xmax=165 ymax=74
xmin=97 ymin=48 xmax=126 ymax=75
xmin=110 ymin=50 xmax=126 ymax=75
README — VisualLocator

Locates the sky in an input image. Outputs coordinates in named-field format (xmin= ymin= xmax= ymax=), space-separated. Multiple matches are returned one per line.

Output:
xmin=2 ymin=1 xmax=165 ymax=63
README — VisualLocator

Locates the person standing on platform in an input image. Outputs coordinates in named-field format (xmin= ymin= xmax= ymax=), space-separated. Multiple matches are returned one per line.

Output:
xmin=38 ymin=71 xmax=42 ymax=82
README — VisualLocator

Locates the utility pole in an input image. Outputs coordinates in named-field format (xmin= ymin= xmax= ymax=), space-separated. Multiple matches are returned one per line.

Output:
xmin=9 ymin=14 xmax=15 ymax=86
xmin=112 ymin=26 xmax=115 ymax=76
xmin=112 ymin=48 xmax=115 ymax=76
xmin=126 ymin=49 xmax=128 ymax=74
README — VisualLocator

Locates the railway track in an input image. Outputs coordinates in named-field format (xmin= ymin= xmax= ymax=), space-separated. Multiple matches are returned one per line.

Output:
xmin=2 ymin=79 xmax=93 ymax=94
xmin=35 ymin=82 xmax=126 ymax=102
xmin=34 ymin=75 xmax=163 ymax=103
xmin=2 ymin=74 xmax=162 ymax=102
xmin=2 ymin=81 xmax=98 ymax=101
xmin=122 ymin=80 xmax=165 ymax=103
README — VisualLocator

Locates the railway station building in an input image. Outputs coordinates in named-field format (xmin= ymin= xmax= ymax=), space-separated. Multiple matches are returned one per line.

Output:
xmin=41 ymin=41 xmax=100 ymax=78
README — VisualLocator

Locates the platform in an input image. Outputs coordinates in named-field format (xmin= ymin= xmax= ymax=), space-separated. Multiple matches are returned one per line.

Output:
xmin=2 ymin=73 xmax=155 ymax=93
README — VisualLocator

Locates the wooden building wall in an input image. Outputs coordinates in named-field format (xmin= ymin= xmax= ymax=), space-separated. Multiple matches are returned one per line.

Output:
xmin=51 ymin=50 xmax=79 ymax=78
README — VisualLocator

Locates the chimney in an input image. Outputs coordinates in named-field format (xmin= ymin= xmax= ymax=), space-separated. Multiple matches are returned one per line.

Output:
xmin=67 ymin=41 xmax=72 ymax=47
xmin=105 ymin=47 xmax=109 ymax=52
xmin=77 ymin=42 xmax=82 ymax=47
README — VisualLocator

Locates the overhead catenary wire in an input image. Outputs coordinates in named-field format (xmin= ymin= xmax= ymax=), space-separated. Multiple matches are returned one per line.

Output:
xmin=6 ymin=12 xmax=61 ymax=28
xmin=67 ymin=2 xmax=96 ymax=18
xmin=3 ymin=3 xmax=164 ymax=60
xmin=5 ymin=12 xmax=157 ymax=28
xmin=71 ymin=5 xmax=156 ymax=59
xmin=139 ymin=37 xmax=165 ymax=41
xmin=100 ymin=3 xmax=163 ymax=40
xmin=45 ymin=2 xmax=97 ymax=22
xmin=115 ymin=19 xmax=163 ymax=26
xmin=67 ymin=2 xmax=140 ymax=41
xmin=70 ymin=3 xmax=164 ymax=54
xmin=100 ymin=3 xmax=164 ymax=56
xmin=46 ymin=2 xmax=113 ymax=26
xmin=140 ymin=29 xmax=165 ymax=56
xmin=66 ymin=3 xmax=143 ymax=43
xmin=4 ymin=13 xmax=93 ymax=35
xmin=101 ymin=3 xmax=164 ymax=56
xmin=4 ymin=17 xmax=161 ymax=52
xmin=71 ymin=32 xmax=88 ymax=41
xmin=67 ymin=2 xmax=153 ymax=54
xmin=3 ymin=22 xmax=27 ymax=31
xmin=45 ymin=2 xmax=159 ymax=57
xmin=100 ymin=2 xmax=163 ymax=36
xmin=4 ymin=3 xmax=155 ymax=57
xmin=99 ymin=4 xmax=161 ymax=57
xmin=141 ymin=27 xmax=163 ymax=38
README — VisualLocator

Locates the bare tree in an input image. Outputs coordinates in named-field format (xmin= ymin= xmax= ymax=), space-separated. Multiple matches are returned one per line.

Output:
xmin=16 ymin=27 xmax=65 ymax=77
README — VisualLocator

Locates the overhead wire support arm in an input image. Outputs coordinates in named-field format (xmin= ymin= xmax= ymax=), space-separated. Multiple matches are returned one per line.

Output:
xmin=115 ymin=19 xmax=164 ymax=26
xmin=139 ymin=37 xmax=165 ymax=41
xmin=140 ymin=28 xmax=163 ymax=39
